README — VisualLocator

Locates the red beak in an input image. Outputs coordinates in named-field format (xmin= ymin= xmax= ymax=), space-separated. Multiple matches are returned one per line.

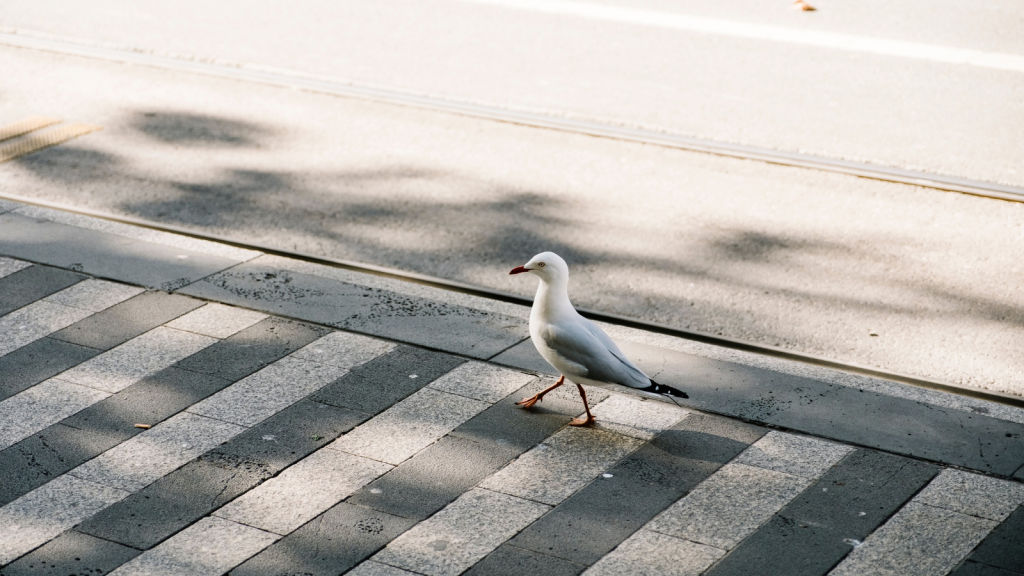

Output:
xmin=509 ymin=265 xmax=530 ymax=275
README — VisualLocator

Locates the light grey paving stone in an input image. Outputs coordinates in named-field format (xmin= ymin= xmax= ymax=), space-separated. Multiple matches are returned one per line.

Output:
xmin=584 ymin=529 xmax=726 ymax=576
xmin=289 ymin=330 xmax=397 ymax=369
xmin=733 ymin=430 xmax=853 ymax=478
xmin=15 ymin=204 xmax=263 ymax=262
xmin=0 ymin=301 xmax=93 ymax=357
xmin=348 ymin=561 xmax=422 ymax=576
xmin=0 ymin=475 xmax=129 ymax=565
xmin=109 ymin=517 xmax=278 ymax=576
xmin=373 ymin=488 xmax=551 ymax=576
xmin=426 ymin=361 xmax=536 ymax=403
xmin=331 ymin=388 xmax=491 ymax=465
xmin=479 ymin=426 xmax=644 ymax=506
xmin=828 ymin=502 xmax=998 ymax=576
xmin=70 ymin=412 xmax=245 ymax=492
xmin=0 ymin=280 xmax=143 ymax=357
xmin=0 ymin=198 xmax=20 ymax=215
xmin=215 ymin=448 xmax=392 ymax=535
xmin=589 ymin=393 xmax=688 ymax=440
xmin=915 ymin=469 xmax=1024 ymax=522
xmin=647 ymin=463 xmax=811 ymax=549
xmin=0 ymin=378 xmax=110 ymax=450
xmin=187 ymin=356 xmax=349 ymax=426
xmin=164 ymin=303 xmax=268 ymax=339
xmin=0 ymin=256 xmax=32 ymax=279
xmin=43 ymin=279 xmax=145 ymax=312
xmin=56 ymin=326 xmax=216 ymax=393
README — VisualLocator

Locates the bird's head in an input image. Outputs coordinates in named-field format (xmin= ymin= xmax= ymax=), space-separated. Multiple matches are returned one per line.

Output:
xmin=509 ymin=252 xmax=569 ymax=284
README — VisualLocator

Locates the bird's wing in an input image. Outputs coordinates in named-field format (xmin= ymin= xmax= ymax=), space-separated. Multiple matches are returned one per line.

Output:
xmin=541 ymin=321 xmax=651 ymax=389
xmin=578 ymin=316 xmax=649 ymax=375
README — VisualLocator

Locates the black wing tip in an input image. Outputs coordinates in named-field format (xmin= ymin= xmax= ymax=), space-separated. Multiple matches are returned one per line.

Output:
xmin=644 ymin=380 xmax=689 ymax=399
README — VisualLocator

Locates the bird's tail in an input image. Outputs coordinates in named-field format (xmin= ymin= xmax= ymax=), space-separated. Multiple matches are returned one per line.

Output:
xmin=641 ymin=380 xmax=689 ymax=399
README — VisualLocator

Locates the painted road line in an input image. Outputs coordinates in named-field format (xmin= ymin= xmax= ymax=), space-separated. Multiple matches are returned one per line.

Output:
xmin=0 ymin=123 xmax=101 ymax=163
xmin=0 ymin=116 xmax=60 ymax=143
xmin=465 ymin=0 xmax=1024 ymax=73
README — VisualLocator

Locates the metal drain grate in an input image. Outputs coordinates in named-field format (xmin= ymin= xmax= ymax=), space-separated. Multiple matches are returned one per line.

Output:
xmin=0 ymin=115 xmax=61 ymax=143
xmin=0 ymin=122 xmax=102 ymax=163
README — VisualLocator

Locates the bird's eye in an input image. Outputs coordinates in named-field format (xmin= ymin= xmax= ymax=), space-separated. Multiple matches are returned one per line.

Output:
xmin=537 ymin=262 xmax=546 ymax=267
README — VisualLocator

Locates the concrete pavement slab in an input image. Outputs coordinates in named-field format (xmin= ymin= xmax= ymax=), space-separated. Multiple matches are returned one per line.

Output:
xmin=229 ymin=502 xmax=416 ymax=576
xmin=109 ymin=516 xmax=278 ymax=576
xmin=584 ymin=530 xmax=725 ymax=576
xmin=465 ymin=545 xmax=587 ymax=576
xmin=961 ymin=505 xmax=1024 ymax=574
xmin=828 ymin=502 xmax=997 ymax=576
xmin=479 ymin=426 xmax=643 ymax=506
xmin=0 ymin=256 xmax=32 ymax=278
xmin=0 ymin=337 xmax=100 ymax=401
xmin=0 ymin=264 xmax=83 ymax=316
xmin=164 ymin=302 xmax=267 ymax=339
xmin=704 ymin=449 xmax=938 ymax=576
xmin=371 ymin=488 xmax=551 ymax=576
xmin=915 ymin=469 xmax=1024 ymax=522
xmin=0 ymin=475 xmax=130 ymax=565
xmin=505 ymin=414 xmax=764 ymax=566
xmin=0 ymin=530 xmax=141 ymax=576
xmin=0 ymin=212 xmax=241 ymax=291
xmin=48 ymin=290 xmax=202 ymax=351
xmin=178 ymin=261 xmax=530 ymax=359
xmin=174 ymin=316 xmax=329 ymax=382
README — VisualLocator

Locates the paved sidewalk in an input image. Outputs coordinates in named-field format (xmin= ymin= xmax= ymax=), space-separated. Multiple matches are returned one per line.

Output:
xmin=1 ymin=198 xmax=1023 ymax=576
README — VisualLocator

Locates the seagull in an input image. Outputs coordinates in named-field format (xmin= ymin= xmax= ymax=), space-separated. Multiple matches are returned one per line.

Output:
xmin=510 ymin=252 xmax=688 ymax=426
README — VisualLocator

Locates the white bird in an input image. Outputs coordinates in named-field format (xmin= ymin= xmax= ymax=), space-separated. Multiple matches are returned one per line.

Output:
xmin=510 ymin=252 xmax=688 ymax=426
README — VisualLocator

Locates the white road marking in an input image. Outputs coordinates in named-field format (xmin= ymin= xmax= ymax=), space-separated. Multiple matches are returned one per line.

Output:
xmin=464 ymin=0 xmax=1024 ymax=73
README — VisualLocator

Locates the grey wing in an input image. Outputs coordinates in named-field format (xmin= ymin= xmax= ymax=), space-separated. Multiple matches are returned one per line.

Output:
xmin=542 ymin=321 xmax=652 ymax=389
xmin=578 ymin=316 xmax=649 ymax=375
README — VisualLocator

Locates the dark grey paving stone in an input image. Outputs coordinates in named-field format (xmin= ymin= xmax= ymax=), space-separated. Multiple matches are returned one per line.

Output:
xmin=501 ymin=338 xmax=1024 ymax=476
xmin=62 ymin=366 xmax=235 ymax=444
xmin=507 ymin=413 xmax=766 ymax=566
xmin=450 ymin=378 xmax=600 ymax=453
xmin=204 ymin=399 xmax=368 ymax=475
xmin=951 ymin=560 xmax=1024 ymax=576
xmin=0 ymin=424 xmax=121 ymax=507
xmin=464 ymin=544 xmax=587 ymax=576
xmin=79 ymin=400 xmax=364 ymax=551
xmin=77 ymin=458 xmax=268 ymax=551
xmin=178 ymin=261 xmax=530 ymax=359
xmin=49 ymin=291 xmax=203 ymax=350
xmin=0 ymin=263 xmax=84 ymax=316
xmin=0 ymin=337 xmax=100 ymax=402
xmin=348 ymin=380 xmax=585 ymax=520
xmin=0 ymin=530 xmax=140 ymax=576
xmin=348 ymin=435 xmax=518 ymax=520
xmin=492 ymin=338 xmax=559 ymax=376
xmin=228 ymin=502 xmax=415 ymax=576
xmin=311 ymin=345 xmax=465 ymax=414
xmin=705 ymin=449 xmax=939 ymax=576
xmin=0 ymin=367 xmax=230 ymax=506
xmin=176 ymin=316 xmax=329 ymax=381
xmin=0 ymin=212 xmax=240 ymax=290
xmin=965 ymin=504 xmax=1024 ymax=574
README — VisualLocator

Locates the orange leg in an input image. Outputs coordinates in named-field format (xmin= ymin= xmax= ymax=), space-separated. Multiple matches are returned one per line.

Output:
xmin=516 ymin=375 xmax=565 ymax=408
xmin=569 ymin=383 xmax=596 ymax=426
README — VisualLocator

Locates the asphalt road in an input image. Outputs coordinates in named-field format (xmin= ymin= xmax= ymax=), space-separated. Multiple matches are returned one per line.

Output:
xmin=1 ymin=1 xmax=1022 ymax=395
